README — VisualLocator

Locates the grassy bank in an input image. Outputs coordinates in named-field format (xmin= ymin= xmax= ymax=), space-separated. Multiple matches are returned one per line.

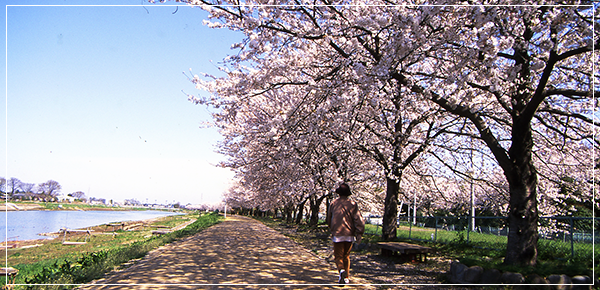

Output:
xmin=3 ymin=212 xmax=223 ymax=289
xmin=362 ymin=223 xmax=596 ymax=279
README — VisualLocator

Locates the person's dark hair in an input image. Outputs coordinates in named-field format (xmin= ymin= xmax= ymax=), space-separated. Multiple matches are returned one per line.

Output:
xmin=336 ymin=183 xmax=352 ymax=196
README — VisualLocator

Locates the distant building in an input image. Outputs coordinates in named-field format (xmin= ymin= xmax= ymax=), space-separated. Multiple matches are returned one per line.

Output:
xmin=57 ymin=194 xmax=75 ymax=203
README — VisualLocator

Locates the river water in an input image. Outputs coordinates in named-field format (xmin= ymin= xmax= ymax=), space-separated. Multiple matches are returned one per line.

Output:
xmin=0 ymin=210 xmax=183 ymax=241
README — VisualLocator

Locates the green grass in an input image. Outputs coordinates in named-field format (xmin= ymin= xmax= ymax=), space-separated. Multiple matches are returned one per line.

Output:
xmin=363 ymin=222 xmax=597 ymax=278
xmin=3 ymin=212 xmax=223 ymax=289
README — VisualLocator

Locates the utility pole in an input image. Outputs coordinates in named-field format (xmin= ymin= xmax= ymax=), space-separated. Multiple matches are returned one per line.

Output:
xmin=413 ymin=194 xmax=417 ymax=225
xmin=470 ymin=141 xmax=475 ymax=232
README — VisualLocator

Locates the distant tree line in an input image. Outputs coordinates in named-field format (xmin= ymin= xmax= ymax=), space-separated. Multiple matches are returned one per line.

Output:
xmin=0 ymin=177 xmax=87 ymax=202
xmin=0 ymin=177 xmax=172 ymax=207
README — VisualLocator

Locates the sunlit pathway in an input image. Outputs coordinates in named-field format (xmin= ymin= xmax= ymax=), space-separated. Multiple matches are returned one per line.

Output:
xmin=79 ymin=215 xmax=373 ymax=289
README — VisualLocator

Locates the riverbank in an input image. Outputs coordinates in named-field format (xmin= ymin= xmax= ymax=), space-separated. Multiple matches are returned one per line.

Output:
xmin=0 ymin=202 xmax=44 ymax=211
xmin=2 ymin=208 xmax=187 ymax=242
xmin=0 ymin=201 xmax=156 ymax=211
xmin=4 ymin=213 xmax=223 ymax=288
xmin=1 ymin=212 xmax=199 ymax=266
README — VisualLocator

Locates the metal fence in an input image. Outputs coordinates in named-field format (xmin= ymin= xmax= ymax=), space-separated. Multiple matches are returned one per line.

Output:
xmin=365 ymin=216 xmax=598 ymax=261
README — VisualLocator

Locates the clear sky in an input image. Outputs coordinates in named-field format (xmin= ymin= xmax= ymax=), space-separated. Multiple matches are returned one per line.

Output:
xmin=2 ymin=1 xmax=243 ymax=205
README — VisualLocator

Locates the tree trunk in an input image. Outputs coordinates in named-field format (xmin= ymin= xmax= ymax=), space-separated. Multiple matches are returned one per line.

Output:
xmin=295 ymin=200 xmax=306 ymax=224
xmin=285 ymin=204 xmax=294 ymax=223
xmin=309 ymin=194 xmax=326 ymax=227
xmin=292 ymin=207 xmax=298 ymax=223
xmin=382 ymin=177 xmax=400 ymax=241
xmin=325 ymin=195 xmax=331 ymax=224
xmin=504 ymin=120 xmax=539 ymax=266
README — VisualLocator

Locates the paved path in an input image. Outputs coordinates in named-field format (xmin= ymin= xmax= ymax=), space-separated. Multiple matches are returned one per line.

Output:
xmin=80 ymin=215 xmax=373 ymax=289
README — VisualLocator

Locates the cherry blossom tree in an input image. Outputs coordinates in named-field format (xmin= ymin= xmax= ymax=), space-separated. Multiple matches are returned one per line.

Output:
xmin=183 ymin=2 xmax=454 ymax=240
xmin=212 ymin=72 xmax=383 ymax=224
xmin=387 ymin=4 xmax=597 ymax=266
xmin=173 ymin=1 xmax=597 ymax=266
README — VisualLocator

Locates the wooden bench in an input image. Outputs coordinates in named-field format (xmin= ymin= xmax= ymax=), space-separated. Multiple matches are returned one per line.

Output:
xmin=0 ymin=267 xmax=18 ymax=289
xmin=151 ymin=230 xmax=172 ymax=235
xmin=0 ymin=243 xmax=18 ymax=249
xmin=106 ymin=222 xmax=124 ymax=231
xmin=376 ymin=242 xmax=433 ymax=263
xmin=151 ymin=225 xmax=170 ymax=229
xmin=61 ymin=229 xmax=93 ymax=245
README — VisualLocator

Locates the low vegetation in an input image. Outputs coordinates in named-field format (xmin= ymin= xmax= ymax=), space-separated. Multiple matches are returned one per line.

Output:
xmin=2 ymin=212 xmax=223 ymax=289
xmin=363 ymin=223 xmax=597 ymax=279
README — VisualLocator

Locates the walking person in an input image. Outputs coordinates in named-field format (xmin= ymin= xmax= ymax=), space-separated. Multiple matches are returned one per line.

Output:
xmin=326 ymin=183 xmax=365 ymax=285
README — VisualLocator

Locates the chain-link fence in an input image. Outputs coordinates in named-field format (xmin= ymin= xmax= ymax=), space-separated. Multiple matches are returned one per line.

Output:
xmin=364 ymin=216 xmax=598 ymax=262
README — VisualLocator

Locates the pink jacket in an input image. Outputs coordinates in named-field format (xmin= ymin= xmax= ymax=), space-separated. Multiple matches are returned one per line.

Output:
xmin=326 ymin=197 xmax=365 ymax=237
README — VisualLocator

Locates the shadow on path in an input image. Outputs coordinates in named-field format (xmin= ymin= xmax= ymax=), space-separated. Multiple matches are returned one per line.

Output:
xmin=79 ymin=215 xmax=373 ymax=289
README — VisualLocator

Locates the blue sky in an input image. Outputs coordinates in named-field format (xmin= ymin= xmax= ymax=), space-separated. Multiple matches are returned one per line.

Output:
xmin=2 ymin=1 xmax=243 ymax=205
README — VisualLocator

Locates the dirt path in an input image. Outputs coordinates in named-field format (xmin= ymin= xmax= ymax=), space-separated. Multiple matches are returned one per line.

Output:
xmin=79 ymin=215 xmax=374 ymax=289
